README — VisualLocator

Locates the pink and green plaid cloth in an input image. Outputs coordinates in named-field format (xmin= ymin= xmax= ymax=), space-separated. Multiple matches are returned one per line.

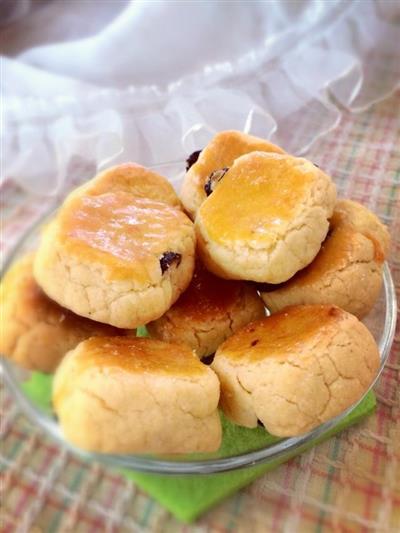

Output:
xmin=1 ymin=91 xmax=399 ymax=532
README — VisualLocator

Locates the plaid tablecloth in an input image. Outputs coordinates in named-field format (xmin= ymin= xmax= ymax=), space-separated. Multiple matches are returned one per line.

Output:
xmin=1 ymin=91 xmax=399 ymax=532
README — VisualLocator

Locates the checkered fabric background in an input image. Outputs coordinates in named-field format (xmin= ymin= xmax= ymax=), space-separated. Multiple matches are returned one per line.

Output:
xmin=1 ymin=91 xmax=399 ymax=532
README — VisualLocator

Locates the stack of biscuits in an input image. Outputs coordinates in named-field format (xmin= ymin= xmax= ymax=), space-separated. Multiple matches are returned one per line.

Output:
xmin=0 ymin=131 xmax=390 ymax=454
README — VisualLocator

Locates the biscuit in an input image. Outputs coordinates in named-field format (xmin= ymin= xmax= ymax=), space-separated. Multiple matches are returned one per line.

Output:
xmin=0 ymin=253 xmax=125 ymax=373
xmin=147 ymin=261 xmax=265 ymax=358
xmin=53 ymin=337 xmax=222 ymax=453
xmin=196 ymin=152 xmax=336 ymax=283
xmin=261 ymin=200 xmax=389 ymax=318
xmin=34 ymin=190 xmax=196 ymax=328
xmin=331 ymin=199 xmax=390 ymax=257
xmin=180 ymin=130 xmax=285 ymax=218
xmin=212 ymin=305 xmax=380 ymax=436
xmin=72 ymin=162 xmax=182 ymax=208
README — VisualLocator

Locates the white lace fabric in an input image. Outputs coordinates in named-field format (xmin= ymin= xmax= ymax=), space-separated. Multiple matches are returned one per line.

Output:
xmin=2 ymin=0 xmax=399 ymax=195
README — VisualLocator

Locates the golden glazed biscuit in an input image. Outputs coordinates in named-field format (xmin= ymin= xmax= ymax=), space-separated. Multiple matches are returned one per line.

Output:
xmin=73 ymin=162 xmax=182 ymax=208
xmin=181 ymin=130 xmax=285 ymax=218
xmin=0 ymin=253 xmax=126 ymax=373
xmin=34 ymin=191 xmax=196 ymax=328
xmin=261 ymin=200 xmax=390 ymax=318
xmin=212 ymin=305 xmax=380 ymax=436
xmin=196 ymin=152 xmax=337 ymax=283
xmin=147 ymin=261 xmax=265 ymax=358
xmin=53 ymin=337 xmax=221 ymax=453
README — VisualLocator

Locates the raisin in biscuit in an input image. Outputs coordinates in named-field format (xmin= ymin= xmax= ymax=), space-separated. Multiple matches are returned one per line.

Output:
xmin=34 ymin=188 xmax=195 ymax=328
xmin=212 ymin=305 xmax=380 ymax=436
xmin=53 ymin=337 xmax=221 ymax=453
xmin=181 ymin=130 xmax=284 ymax=219
xmin=196 ymin=152 xmax=336 ymax=283
xmin=34 ymin=164 xmax=195 ymax=328
xmin=0 ymin=253 xmax=126 ymax=373
xmin=147 ymin=261 xmax=265 ymax=358
xmin=261 ymin=200 xmax=390 ymax=318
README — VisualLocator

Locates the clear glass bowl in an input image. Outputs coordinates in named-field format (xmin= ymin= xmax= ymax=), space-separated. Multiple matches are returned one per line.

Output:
xmin=1 ymin=163 xmax=397 ymax=474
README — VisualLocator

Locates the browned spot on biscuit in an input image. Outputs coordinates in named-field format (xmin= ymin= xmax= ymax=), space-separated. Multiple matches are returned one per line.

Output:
xmin=365 ymin=233 xmax=385 ymax=263
xmin=328 ymin=306 xmax=342 ymax=317
xmin=170 ymin=261 xmax=241 ymax=319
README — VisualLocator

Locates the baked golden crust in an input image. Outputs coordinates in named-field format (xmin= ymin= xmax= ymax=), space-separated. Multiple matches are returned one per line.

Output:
xmin=0 ymin=253 xmax=125 ymax=372
xmin=58 ymin=193 xmax=193 ymax=283
xmin=196 ymin=152 xmax=336 ymax=282
xmin=56 ymin=336 xmax=208 ymax=381
xmin=72 ymin=162 xmax=181 ymax=208
xmin=34 ymin=188 xmax=196 ymax=328
xmin=212 ymin=305 xmax=380 ymax=436
xmin=261 ymin=200 xmax=388 ymax=318
xmin=147 ymin=262 xmax=265 ymax=357
xmin=215 ymin=305 xmax=345 ymax=359
xmin=331 ymin=199 xmax=390 ymax=258
xmin=53 ymin=337 xmax=222 ymax=453
xmin=181 ymin=130 xmax=285 ymax=218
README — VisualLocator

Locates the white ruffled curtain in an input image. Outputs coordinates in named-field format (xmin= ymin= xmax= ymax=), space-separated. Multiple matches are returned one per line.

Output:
xmin=2 ymin=0 xmax=400 ymax=196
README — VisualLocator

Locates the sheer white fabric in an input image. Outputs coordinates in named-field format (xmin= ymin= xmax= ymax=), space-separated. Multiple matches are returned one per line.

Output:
xmin=2 ymin=0 xmax=399 ymax=195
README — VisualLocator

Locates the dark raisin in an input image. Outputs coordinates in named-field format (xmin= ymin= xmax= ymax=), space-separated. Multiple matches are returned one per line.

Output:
xmin=251 ymin=339 xmax=259 ymax=347
xmin=160 ymin=252 xmax=182 ymax=274
xmin=204 ymin=167 xmax=229 ymax=196
xmin=186 ymin=150 xmax=202 ymax=171
xmin=202 ymin=354 xmax=215 ymax=365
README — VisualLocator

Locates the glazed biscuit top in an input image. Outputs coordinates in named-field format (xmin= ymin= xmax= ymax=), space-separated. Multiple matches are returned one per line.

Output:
xmin=198 ymin=152 xmax=325 ymax=247
xmin=215 ymin=305 xmax=347 ymax=361
xmin=78 ymin=163 xmax=181 ymax=208
xmin=60 ymin=337 xmax=206 ymax=376
xmin=0 ymin=253 xmax=117 ymax=334
xmin=189 ymin=130 xmax=284 ymax=181
xmin=170 ymin=262 xmax=244 ymax=320
xmin=53 ymin=337 xmax=212 ymax=408
xmin=58 ymin=192 xmax=194 ymax=282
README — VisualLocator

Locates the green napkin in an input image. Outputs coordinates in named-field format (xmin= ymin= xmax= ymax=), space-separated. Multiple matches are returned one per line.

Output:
xmin=22 ymin=372 xmax=376 ymax=523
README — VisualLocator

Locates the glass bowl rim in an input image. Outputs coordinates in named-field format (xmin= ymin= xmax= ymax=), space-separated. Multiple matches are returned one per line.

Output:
xmin=1 ymin=207 xmax=397 ymax=475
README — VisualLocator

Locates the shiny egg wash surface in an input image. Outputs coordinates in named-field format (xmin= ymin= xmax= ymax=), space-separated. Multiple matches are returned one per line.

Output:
xmin=58 ymin=192 xmax=193 ymax=281
xmin=191 ymin=131 xmax=285 ymax=187
xmin=219 ymin=305 xmax=345 ymax=360
xmin=172 ymin=262 xmax=242 ymax=319
xmin=72 ymin=337 xmax=205 ymax=376
xmin=53 ymin=337 xmax=206 ymax=407
xmin=199 ymin=153 xmax=317 ymax=246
